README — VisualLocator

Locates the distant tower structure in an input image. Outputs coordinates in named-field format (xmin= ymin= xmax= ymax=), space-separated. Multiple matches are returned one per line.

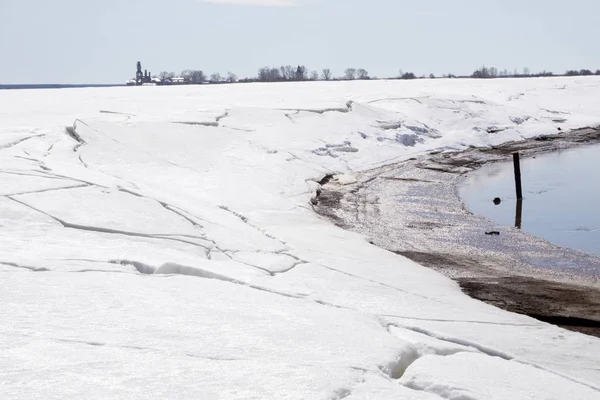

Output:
xmin=133 ymin=62 xmax=155 ymax=85
xmin=136 ymin=61 xmax=143 ymax=85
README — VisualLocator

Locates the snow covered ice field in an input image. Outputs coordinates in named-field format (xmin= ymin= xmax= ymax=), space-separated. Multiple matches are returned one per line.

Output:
xmin=1 ymin=77 xmax=600 ymax=399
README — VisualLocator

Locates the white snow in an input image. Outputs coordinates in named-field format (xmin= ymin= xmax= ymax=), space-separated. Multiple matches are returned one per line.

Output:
xmin=1 ymin=78 xmax=600 ymax=399
xmin=400 ymin=352 xmax=600 ymax=400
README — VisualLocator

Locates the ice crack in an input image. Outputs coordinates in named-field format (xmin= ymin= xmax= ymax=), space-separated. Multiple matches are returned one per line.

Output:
xmin=0 ymin=261 xmax=49 ymax=272
xmin=0 ymin=134 xmax=46 ymax=150
xmin=7 ymin=197 xmax=211 ymax=251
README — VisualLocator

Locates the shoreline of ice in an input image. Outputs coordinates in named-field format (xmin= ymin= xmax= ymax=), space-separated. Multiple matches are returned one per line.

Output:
xmin=315 ymin=126 xmax=600 ymax=337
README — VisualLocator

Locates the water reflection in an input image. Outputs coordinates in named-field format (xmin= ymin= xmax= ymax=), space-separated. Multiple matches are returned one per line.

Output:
xmin=515 ymin=199 xmax=523 ymax=229
xmin=460 ymin=144 xmax=600 ymax=257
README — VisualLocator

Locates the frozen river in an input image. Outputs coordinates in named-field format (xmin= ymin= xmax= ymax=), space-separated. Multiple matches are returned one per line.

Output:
xmin=3 ymin=79 xmax=600 ymax=399
xmin=460 ymin=144 xmax=600 ymax=257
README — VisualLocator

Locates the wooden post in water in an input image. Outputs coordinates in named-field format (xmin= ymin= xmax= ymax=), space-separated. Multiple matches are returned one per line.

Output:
xmin=513 ymin=152 xmax=523 ymax=200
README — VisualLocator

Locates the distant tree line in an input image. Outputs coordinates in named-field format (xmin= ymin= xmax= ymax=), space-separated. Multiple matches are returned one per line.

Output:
xmin=257 ymin=65 xmax=311 ymax=82
xmin=251 ymin=65 xmax=372 ymax=82
xmin=156 ymin=70 xmax=237 ymax=85
xmin=470 ymin=65 xmax=600 ymax=79
xmin=150 ymin=64 xmax=600 ymax=87
xmin=565 ymin=69 xmax=600 ymax=76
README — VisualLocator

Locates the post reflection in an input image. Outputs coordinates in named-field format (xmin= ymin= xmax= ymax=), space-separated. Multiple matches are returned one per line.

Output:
xmin=515 ymin=199 xmax=523 ymax=229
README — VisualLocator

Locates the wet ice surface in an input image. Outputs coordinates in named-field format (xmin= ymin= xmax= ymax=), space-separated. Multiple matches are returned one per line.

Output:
xmin=319 ymin=153 xmax=600 ymax=281
xmin=2 ymin=79 xmax=600 ymax=399
xmin=461 ymin=144 xmax=600 ymax=258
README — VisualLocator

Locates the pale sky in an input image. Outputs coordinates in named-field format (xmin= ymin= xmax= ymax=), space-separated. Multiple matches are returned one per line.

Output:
xmin=1 ymin=0 xmax=599 ymax=84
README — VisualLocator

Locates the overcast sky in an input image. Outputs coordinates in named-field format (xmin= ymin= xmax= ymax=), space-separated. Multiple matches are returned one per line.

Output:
xmin=1 ymin=0 xmax=599 ymax=83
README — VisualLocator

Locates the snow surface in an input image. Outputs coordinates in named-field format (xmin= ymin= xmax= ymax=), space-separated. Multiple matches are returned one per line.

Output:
xmin=1 ymin=78 xmax=600 ymax=399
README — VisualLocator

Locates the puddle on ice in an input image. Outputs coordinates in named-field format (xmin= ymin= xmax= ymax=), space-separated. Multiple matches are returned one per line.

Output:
xmin=460 ymin=144 xmax=600 ymax=257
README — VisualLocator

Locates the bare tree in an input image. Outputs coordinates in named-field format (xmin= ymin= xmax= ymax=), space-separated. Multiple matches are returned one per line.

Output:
xmin=159 ymin=71 xmax=175 ymax=83
xmin=357 ymin=69 xmax=369 ymax=79
xmin=523 ymin=67 xmax=530 ymax=76
xmin=280 ymin=66 xmax=288 ymax=80
xmin=429 ymin=73 xmax=435 ymax=79
xmin=280 ymin=65 xmax=295 ymax=81
xmin=227 ymin=72 xmax=238 ymax=83
xmin=210 ymin=73 xmax=222 ymax=83
xmin=181 ymin=70 xmax=192 ymax=83
xmin=321 ymin=68 xmax=332 ymax=81
xmin=472 ymin=65 xmax=497 ymax=79
xmin=258 ymin=67 xmax=269 ymax=82
xmin=344 ymin=68 xmax=357 ymax=80
xmin=295 ymin=65 xmax=308 ymax=81
xmin=258 ymin=67 xmax=282 ymax=82
xmin=310 ymin=70 xmax=319 ymax=81
xmin=398 ymin=69 xmax=403 ymax=78
xmin=481 ymin=66 xmax=490 ymax=78
xmin=286 ymin=65 xmax=295 ymax=80
xmin=181 ymin=70 xmax=206 ymax=84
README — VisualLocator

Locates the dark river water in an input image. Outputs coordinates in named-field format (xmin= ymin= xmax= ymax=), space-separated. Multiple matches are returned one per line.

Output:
xmin=460 ymin=144 xmax=600 ymax=257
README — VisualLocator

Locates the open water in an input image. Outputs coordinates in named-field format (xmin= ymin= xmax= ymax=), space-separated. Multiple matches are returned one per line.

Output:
xmin=460 ymin=145 xmax=600 ymax=257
